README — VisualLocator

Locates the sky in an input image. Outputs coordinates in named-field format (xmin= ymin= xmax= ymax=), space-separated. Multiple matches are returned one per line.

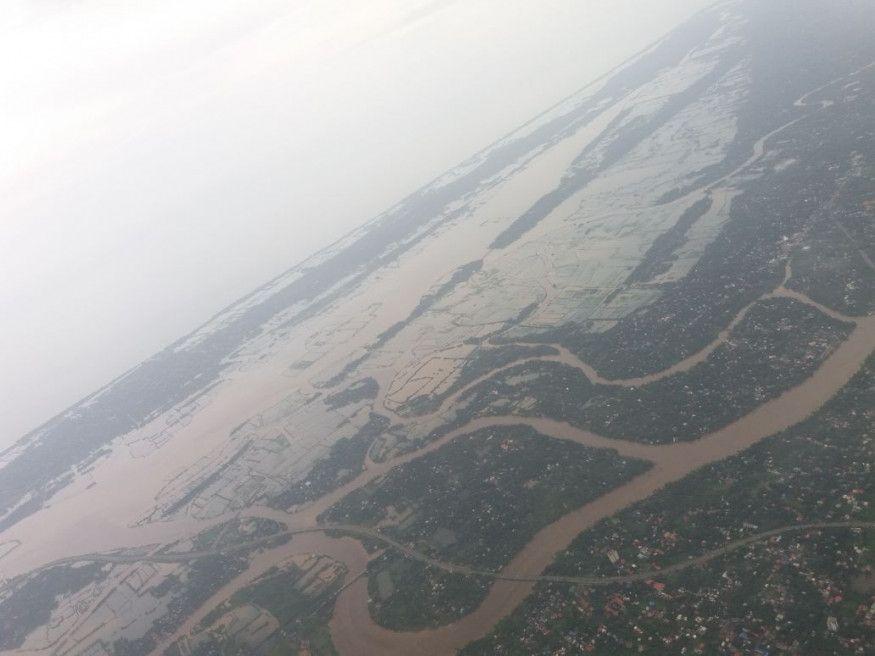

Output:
xmin=0 ymin=0 xmax=710 ymax=448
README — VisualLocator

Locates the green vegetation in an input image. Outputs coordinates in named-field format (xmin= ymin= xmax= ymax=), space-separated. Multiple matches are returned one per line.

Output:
xmin=464 ymin=528 xmax=873 ymax=655
xmin=188 ymin=518 xmax=287 ymax=552
xmin=376 ymin=260 xmax=483 ymax=346
xmin=514 ymin=42 xmax=875 ymax=382
xmin=401 ymin=343 xmax=558 ymax=416
xmin=324 ymin=377 xmax=379 ymax=410
xmin=0 ymin=562 xmax=107 ymax=650
xmin=323 ymin=261 xmax=484 ymax=388
xmin=461 ymin=358 xmax=875 ymax=655
xmin=366 ymin=553 xmax=489 ymax=630
xmin=550 ymin=357 xmax=874 ymax=577
xmin=488 ymin=36 xmax=741 ymax=251
xmin=270 ymin=413 xmax=389 ymax=509
xmin=457 ymin=298 xmax=852 ymax=444
xmin=324 ymin=425 xmax=649 ymax=570
xmin=180 ymin=556 xmax=345 ymax=656
xmin=163 ymin=441 xmax=253 ymax=517
xmin=323 ymin=424 xmax=649 ymax=628
xmin=113 ymin=555 xmax=249 ymax=656
xmin=789 ymin=217 xmax=875 ymax=317
xmin=203 ymin=561 xmax=344 ymax=628
xmin=626 ymin=197 xmax=715 ymax=284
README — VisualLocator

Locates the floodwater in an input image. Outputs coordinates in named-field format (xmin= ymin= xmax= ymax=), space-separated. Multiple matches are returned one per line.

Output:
xmin=3 ymin=275 xmax=871 ymax=656
xmin=148 ymin=533 xmax=370 ymax=656
xmin=326 ymin=311 xmax=875 ymax=656
xmin=3 ymin=61 xmax=874 ymax=654
xmin=2 ymin=257 xmax=870 ymax=656
xmin=140 ymin=289 xmax=873 ymax=656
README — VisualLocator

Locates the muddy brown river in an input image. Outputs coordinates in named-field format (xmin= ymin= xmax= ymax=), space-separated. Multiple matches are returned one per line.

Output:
xmin=3 ymin=280 xmax=872 ymax=656
xmin=325 ymin=310 xmax=874 ymax=656
xmin=170 ymin=288 xmax=873 ymax=656
xmin=2 ymin=49 xmax=874 ymax=656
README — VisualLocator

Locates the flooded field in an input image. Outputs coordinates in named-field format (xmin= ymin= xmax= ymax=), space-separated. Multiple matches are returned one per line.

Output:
xmin=3 ymin=4 xmax=874 ymax=654
xmin=6 ymin=284 xmax=867 ymax=656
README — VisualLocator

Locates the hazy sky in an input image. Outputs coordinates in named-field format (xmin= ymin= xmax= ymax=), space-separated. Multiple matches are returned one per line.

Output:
xmin=0 ymin=0 xmax=710 ymax=447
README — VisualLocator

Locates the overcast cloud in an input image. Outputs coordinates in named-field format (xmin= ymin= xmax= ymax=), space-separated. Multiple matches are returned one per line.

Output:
xmin=0 ymin=0 xmax=710 ymax=447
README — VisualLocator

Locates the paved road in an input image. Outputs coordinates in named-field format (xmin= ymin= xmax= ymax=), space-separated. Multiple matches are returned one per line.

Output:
xmin=31 ymin=520 xmax=875 ymax=589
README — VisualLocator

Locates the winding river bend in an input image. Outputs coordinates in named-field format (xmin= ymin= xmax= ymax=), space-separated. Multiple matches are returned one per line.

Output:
xmin=127 ymin=280 xmax=872 ymax=656
xmin=1 ymin=16 xmax=873 ymax=654
xmin=326 ymin=305 xmax=874 ymax=655
xmin=5 ymin=275 xmax=872 ymax=656
xmin=275 ymin=72 xmax=875 ymax=654
xmin=9 ymin=280 xmax=871 ymax=656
